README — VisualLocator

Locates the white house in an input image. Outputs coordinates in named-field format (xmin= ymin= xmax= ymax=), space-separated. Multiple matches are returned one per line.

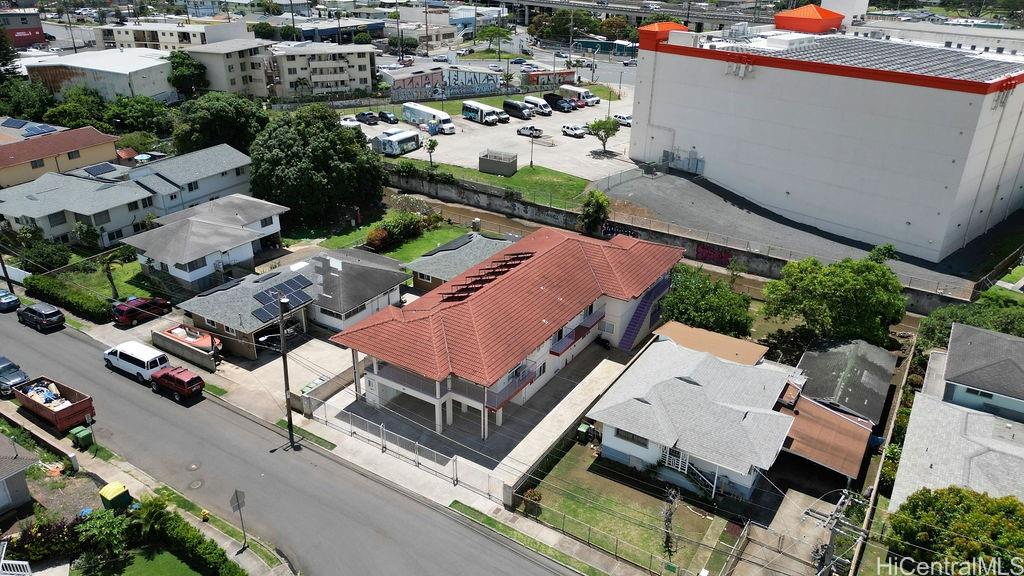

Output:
xmin=125 ymin=144 xmax=252 ymax=212
xmin=123 ymin=194 xmax=288 ymax=291
xmin=332 ymin=227 xmax=684 ymax=438
xmin=304 ymin=249 xmax=409 ymax=331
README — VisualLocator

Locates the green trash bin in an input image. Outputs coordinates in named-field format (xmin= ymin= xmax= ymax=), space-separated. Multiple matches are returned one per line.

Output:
xmin=577 ymin=423 xmax=592 ymax=443
xmin=73 ymin=427 xmax=93 ymax=449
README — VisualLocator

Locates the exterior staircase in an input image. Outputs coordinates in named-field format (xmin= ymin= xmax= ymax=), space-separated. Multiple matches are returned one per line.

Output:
xmin=618 ymin=275 xmax=672 ymax=351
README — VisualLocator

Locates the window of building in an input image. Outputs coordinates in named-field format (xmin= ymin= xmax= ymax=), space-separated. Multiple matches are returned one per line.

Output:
xmin=240 ymin=62 xmax=247 ymax=71
xmin=223 ymin=325 xmax=236 ymax=335
xmin=965 ymin=388 xmax=995 ymax=399
xmin=133 ymin=222 xmax=146 ymax=233
xmin=187 ymin=181 xmax=199 ymax=192
xmin=235 ymin=167 xmax=244 ymax=176
xmin=357 ymin=52 xmax=366 ymax=58
xmin=92 ymin=210 xmax=111 ymax=226
xmin=357 ymin=64 xmax=366 ymax=71
xmin=175 ymin=256 xmax=208 ymax=272
xmin=286 ymin=55 xmax=296 ymax=61
xmin=318 ymin=307 xmax=343 ymax=320
xmin=599 ymin=320 xmax=615 ymax=334
xmin=226 ymin=52 xmax=233 ymax=58
xmin=169 ymin=193 xmax=177 ymax=201
xmin=359 ymin=78 xmax=367 ymax=85
xmin=260 ymin=216 xmax=274 ymax=227
xmin=107 ymin=229 xmax=124 ymax=242
xmin=614 ymin=428 xmax=648 ymax=448
xmin=30 ymin=159 xmax=45 ymax=169
xmin=287 ymin=67 xmax=297 ymax=75
xmin=228 ymin=64 xmax=235 ymax=72
xmin=230 ymin=78 xmax=237 ymax=86
xmin=67 ymin=150 xmax=80 ymax=160
xmin=47 ymin=212 xmax=66 ymax=227
xmin=241 ymin=76 xmax=249 ymax=85
xmin=537 ymin=362 xmax=546 ymax=377
xmin=342 ymin=303 xmax=367 ymax=320
xmin=128 ymin=201 xmax=140 ymax=211
xmin=160 ymin=262 xmax=169 ymax=272
xmin=55 ymin=233 xmax=70 ymax=244
xmin=142 ymin=197 xmax=153 ymax=208
xmin=20 ymin=17 xmax=28 ymax=24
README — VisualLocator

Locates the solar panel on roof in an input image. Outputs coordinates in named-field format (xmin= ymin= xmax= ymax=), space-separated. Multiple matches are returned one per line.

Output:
xmin=290 ymin=291 xmax=312 ymax=306
xmin=293 ymin=275 xmax=312 ymax=289
xmin=253 ymin=290 xmax=275 ymax=305
xmin=34 ymin=125 xmax=56 ymax=135
xmin=1 ymin=118 xmax=27 ymax=129
xmin=283 ymin=277 xmax=304 ymax=291
xmin=22 ymin=126 xmax=40 ymax=136
xmin=252 ymin=307 xmax=275 ymax=323
xmin=84 ymin=163 xmax=117 ymax=177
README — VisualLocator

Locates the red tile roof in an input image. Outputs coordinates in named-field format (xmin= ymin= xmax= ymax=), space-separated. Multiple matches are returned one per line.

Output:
xmin=0 ymin=126 xmax=118 ymax=169
xmin=116 ymin=147 xmax=138 ymax=160
xmin=332 ymin=227 xmax=684 ymax=387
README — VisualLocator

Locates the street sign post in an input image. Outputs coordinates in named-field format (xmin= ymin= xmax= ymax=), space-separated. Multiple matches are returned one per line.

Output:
xmin=230 ymin=489 xmax=247 ymax=549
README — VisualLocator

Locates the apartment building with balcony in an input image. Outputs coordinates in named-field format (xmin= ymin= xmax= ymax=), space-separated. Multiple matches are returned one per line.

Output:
xmin=184 ymin=39 xmax=276 ymax=98
xmin=95 ymin=20 xmax=250 ymax=51
xmin=270 ymin=41 xmax=378 ymax=98
xmin=332 ymin=227 xmax=684 ymax=440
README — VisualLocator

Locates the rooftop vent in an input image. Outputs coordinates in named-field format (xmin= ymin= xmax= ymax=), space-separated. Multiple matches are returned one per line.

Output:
xmin=439 ymin=251 xmax=534 ymax=302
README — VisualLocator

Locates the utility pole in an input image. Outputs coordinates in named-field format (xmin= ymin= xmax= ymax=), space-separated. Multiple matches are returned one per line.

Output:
xmin=0 ymin=253 xmax=13 ymax=293
xmin=424 ymin=0 xmax=429 ymax=54
xmin=63 ymin=0 xmax=78 ymax=54
xmin=289 ymin=0 xmax=296 ymax=34
xmin=805 ymin=491 xmax=868 ymax=576
xmin=278 ymin=296 xmax=295 ymax=448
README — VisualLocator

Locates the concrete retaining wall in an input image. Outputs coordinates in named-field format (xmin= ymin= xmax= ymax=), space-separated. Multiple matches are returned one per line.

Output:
xmin=3 ymin=264 xmax=31 ymax=284
xmin=151 ymin=330 xmax=218 ymax=373
xmin=387 ymin=173 xmax=969 ymax=314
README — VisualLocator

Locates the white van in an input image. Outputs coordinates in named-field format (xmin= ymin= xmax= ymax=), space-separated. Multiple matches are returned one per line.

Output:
xmin=103 ymin=341 xmax=170 ymax=383
xmin=524 ymin=95 xmax=552 ymax=116
xmin=559 ymin=84 xmax=601 ymax=106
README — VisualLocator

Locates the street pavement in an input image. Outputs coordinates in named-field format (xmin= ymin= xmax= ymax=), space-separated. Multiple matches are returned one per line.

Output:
xmin=0 ymin=312 xmax=576 ymax=576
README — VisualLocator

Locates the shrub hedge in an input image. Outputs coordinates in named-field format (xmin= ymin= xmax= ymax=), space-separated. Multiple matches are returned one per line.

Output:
xmin=23 ymin=274 xmax=110 ymax=323
xmin=392 ymin=161 xmax=458 ymax=185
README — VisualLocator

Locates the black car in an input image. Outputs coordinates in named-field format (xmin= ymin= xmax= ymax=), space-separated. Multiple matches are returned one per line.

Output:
xmin=510 ymin=57 xmax=527 ymax=64
xmin=378 ymin=111 xmax=399 ymax=124
xmin=17 ymin=302 xmax=65 ymax=332
xmin=543 ymin=92 xmax=574 ymax=113
xmin=355 ymin=111 xmax=379 ymax=125
xmin=0 ymin=357 xmax=28 ymax=397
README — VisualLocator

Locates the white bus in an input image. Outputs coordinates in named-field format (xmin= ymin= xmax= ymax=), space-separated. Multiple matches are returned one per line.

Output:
xmin=402 ymin=102 xmax=456 ymax=134
xmin=371 ymin=130 xmax=422 ymax=157
xmin=559 ymin=84 xmax=601 ymax=106
xmin=462 ymin=100 xmax=499 ymax=125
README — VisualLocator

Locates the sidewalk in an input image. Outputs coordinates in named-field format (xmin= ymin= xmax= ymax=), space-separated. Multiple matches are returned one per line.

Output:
xmin=0 ymin=402 xmax=288 ymax=576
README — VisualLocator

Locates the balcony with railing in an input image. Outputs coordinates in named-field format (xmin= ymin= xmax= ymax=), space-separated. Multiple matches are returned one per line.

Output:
xmin=369 ymin=362 xmax=438 ymax=402
xmin=486 ymin=359 xmax=537 ymax=411
xmin=550 ymin=305 xmax=605 ymax=356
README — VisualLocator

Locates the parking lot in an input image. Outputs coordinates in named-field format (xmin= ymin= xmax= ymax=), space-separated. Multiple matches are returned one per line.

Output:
xmin=351 ymin=89 xmax=637 ymax=180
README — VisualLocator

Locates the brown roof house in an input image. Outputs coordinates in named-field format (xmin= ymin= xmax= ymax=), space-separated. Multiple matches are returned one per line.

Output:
xmin=0 ymin=126 xmax=118 ymax=187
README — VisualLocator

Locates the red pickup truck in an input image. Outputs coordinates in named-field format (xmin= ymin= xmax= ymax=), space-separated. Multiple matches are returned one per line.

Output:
xmin=150 ymin=366 xmax=205 ymax=403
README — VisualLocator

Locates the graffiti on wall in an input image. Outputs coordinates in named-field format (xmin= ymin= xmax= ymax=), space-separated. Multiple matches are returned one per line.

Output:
xmin=695 ymin=244 xmax=733 ymax=267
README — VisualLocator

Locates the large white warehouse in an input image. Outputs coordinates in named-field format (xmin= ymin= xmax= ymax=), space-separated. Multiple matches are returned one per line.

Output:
xmin=630 ymin=16 xmax=1024 ymax=262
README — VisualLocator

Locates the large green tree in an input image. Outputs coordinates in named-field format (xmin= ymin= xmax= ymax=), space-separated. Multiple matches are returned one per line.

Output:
xmin=279 ymin=25 xmax=302 ymax=41
xmin=249 ymin=104 xmax=387 ymax=227
xmin=761 ymin=245 xmax=906 ymax=345
xmin=42 ymin=85 xmax=112 ymax=132
xmin=598 ymin=16 xmax=631 ymax=41
xmin=917 ymin=289 xmax=1024 ymax=351
xmin=477 ymin=25 xmax=512 ymax=50
xmin=354 ymin=31 xmax=373 ymax=44
xmin=587 ymin=117 xmax=620 ymax=153
xmin=576 ymin=190 xmax=610 ymax=236
xmin=173 ymin=91 xmax=269 ymax=154
xmin=252 ymin=21 xmax=276 ymax=39
xmin=166 ymin=51 xmax=209 ymax=97
xmin=104 ymin=95 xmax=172 ymax=135
xmin=887 ymin=487 xmax=1024 ymax=565
xmin=0 ymin=31 xmax=19 ymax=81
xmin=661 ymin=264 xmax=753 ymax=337
xmin=528 ymin=9 xmax=599 ymax=40
xmin=0 ymin=79 xmax=54 ymax=121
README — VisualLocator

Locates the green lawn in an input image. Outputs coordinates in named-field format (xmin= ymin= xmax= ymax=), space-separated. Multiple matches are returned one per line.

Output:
xmin=319 ymin=220 xmax=384 ymax=250
xmin=70 ymin=550 xmax=199 ymax=576
xmin=529 ymin=442 xmax=719 ymax=570
xmin=204 ymin=383 xmax=227 ymax=397
xmin=748 ymin=300 xmax=801 ymax=340
xmin=58 ymin=260 xmax=151 ymax=301
xmin=389 ymin=158 xmax=589 ymax=210
xmin=703 ymin=530 xmax=740 ymax=576
xmin=450 ymin=501 xmax=608 ymax=576
xmin=1002 ymin=265 xmax=1024 ymax=284
xmin=274 ymin=419 xmax=337 ymax=450
xmin=385 ymin=225 xmax=466 ymax=263
xmin=985 ymin=285 xmax=1024 ymax=304
xmin=461 ymin=49 xmax=532 ymax=61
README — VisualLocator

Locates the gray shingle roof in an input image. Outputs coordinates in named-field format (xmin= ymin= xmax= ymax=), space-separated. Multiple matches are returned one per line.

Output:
xmin=0 ymin=173 xmax=150 ymax=218
xmin=156 ymin=194 xmax=287 ymax=227
xmin=588 ymin=339 xmax=796 ymax=475
xmin=945 ymin=323 xmax=1024 ymax=401
xmin=796 ymin=340 xmax=897 ymax=425
xmin=122 ymin=218 xmax=264 ymax=264
xmin=405 ymin=232 xmax=516 ymax=282
xmin=889 ymin=393 xmax=1024 ymax=510
xmin=0 ymin=453 xmax=38 ymax=480
xmin=133 ymin=173 xmax=180 ymax=196
xmin=308 ymin=249 xmax=410 ymax=314
xmin=178 ymin=268 xmax=316 ymax=334
xmin=127 ymin=144 xmax=250 ymax=186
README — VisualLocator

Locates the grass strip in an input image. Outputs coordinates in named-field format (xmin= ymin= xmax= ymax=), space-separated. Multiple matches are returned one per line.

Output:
xmin=204 ymin=383 xmax=227 ymax=397
xmin=275 ymin=419 xmax=337 ymax=450
xmin=450 ymin=500 xmax=608 ymax=576
xmin=154 ymin=486 xmax=282 ymax=568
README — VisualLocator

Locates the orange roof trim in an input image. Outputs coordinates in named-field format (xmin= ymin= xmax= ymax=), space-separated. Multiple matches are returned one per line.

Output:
xmin=638 ymin=21 xmax=689 ymax=47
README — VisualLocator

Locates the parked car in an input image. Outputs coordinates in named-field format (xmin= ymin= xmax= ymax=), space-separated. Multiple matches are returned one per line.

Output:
xmin=555 ymin=51 xmax=569 ymax=58
xmin=150 ymin=366 xmax=205 ymax=403
xmin=521 ymin=64 xmax=539 ymax=72
xmin=517 ymin=125 xmax=544 ymax=138
xmin=17 ymin=303 xmax=65 ymax=332
xmin=456 ymin=48 xmax=474 ymax=56
xmin=623 ymin=58 xmax=638 ymax=67
xmin=0 ymin=289 xmax=19 ymax=312
xmin=355 ymin=111 xmax=379 ymax=125
xmin=433 ymin=54 xmax=449 ymax=62
xmin=510 ymin=57 xmax=527 ymax=64
xmin=104 ymin=341 xmax=170 ymax=383
xmin=562 ymin=124 xmax=587 ymax=138
xmin=340 ymin=116 xmax=361 ymax=128
xmin=111 ymin=296 xmax=171 ymax=327
xmin=544 ymin=96 xmax=574 ymax=113
xmin=596 ymin=0 xmax=608 ymax=4
xmin=613 ymin=114 xmax=633 ymax=126
xmin=488 ymin=63 xmax=502 ymax=71
xmin=0 ymin=357 xmax=28 ymax=398
xmin=378 ymin=111 xmax=399 ymax=124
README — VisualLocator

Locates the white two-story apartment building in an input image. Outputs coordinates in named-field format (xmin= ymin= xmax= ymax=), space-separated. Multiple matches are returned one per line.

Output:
xmin=332 ymin=227 xmax=684 ymax=438
xmin=124 ymin=194 xmax=288 ymax=291
xmin=125 ymin=144 xmax=252 ymax=212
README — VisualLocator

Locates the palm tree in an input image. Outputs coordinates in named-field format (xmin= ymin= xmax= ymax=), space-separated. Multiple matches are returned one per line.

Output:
xmin=135 ymin=494 xmax=170 ymax=542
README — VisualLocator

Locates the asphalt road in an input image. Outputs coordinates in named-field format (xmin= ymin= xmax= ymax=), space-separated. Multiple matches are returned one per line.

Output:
xmin=0 ymin=313 xmax=575 ymax=576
